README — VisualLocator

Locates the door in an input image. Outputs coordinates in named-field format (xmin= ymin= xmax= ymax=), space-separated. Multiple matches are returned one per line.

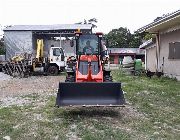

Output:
xmin=50 ymin=47 xmax=66 ymax=68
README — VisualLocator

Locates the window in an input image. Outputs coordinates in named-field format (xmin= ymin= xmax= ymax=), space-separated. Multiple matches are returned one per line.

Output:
xmin=168 ymin=42 xmax=180 ymax=59
xmin=53 ymin=48 xmax=61 ymax=56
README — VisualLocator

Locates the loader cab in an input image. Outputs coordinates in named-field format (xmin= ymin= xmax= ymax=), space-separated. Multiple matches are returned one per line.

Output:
xmin=75 ymin=33 xmax=102 ymax=55
xmin=74 ymin=33 xmax=103 ymax=77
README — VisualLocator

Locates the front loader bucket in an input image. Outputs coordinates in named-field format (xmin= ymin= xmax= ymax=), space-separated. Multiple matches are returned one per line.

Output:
xmin=56 ymin=82 xmax=125 ymax=106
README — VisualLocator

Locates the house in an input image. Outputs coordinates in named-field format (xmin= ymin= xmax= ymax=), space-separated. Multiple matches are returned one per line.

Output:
xmin=108 ymin=48 xmax=145 ymax=64
xmin=3 ymin=24 xmax=92 ymax=60
xmin=137 ymin=10 xmax=180 ymax=80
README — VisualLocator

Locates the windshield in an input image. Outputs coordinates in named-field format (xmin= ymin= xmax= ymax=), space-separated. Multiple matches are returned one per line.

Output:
xmin=77 ymin=34 xmax=99 ymax=55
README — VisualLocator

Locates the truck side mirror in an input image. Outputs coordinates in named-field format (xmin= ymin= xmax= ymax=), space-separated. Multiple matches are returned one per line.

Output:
xmin=70 ymin=40 xmax=74 ymax=47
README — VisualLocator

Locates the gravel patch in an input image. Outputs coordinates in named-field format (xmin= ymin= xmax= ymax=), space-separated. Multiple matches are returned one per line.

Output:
xmin=0 ymin=72 xmax=11 ymax=81
xmin=0 ymin=75 xmax=65 ymax=98
xmin=0 ymin=75 xmax=65 ymax=107
xmin=0 ymin=96 xmax=32 ymax=107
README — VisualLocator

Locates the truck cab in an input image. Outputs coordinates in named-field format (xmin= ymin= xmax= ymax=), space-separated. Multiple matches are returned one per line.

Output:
xmin=47 ymin=47 xmax=66 ymax=75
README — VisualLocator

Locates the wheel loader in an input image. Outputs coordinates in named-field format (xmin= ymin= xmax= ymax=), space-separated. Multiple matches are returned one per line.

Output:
xmin=56 ymin=31 xmax=125 ymax=106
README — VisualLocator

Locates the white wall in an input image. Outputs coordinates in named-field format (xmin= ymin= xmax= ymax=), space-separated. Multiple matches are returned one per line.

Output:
xmin=159 ymin=29 xmax=180 ymax=80
xmin=146 ymin=45 xmax=156 ymax=72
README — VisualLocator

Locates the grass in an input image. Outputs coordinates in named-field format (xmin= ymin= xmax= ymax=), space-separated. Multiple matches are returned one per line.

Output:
xmin=113 ymin=70 xmax=180 ymax=139
xmin=0 ymin=95 xmax=130 ymax=140
xmin=0 ymin=70 xmax=180 ymax=139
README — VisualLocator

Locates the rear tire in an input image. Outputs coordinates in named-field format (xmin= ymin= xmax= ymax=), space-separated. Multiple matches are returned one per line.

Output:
xmin=65 ymin=75 xmax=75 ymax=82
xmin=47 ymin=66 xmax=58 ymax=76
xmin=103 ymin=75 xmax=113 ymax=82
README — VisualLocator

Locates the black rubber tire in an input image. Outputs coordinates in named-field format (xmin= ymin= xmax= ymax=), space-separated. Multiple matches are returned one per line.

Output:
xmin=47 ymin=66 xmax=58 ymax=76
xmin=103 ymin=75 xmax=113 ymax=82
xmin=65 ymin=75 xmax=75 ymax=82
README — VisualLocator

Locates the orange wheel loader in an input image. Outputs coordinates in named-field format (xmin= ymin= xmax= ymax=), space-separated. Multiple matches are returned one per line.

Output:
xmin=56 ymin=32 xmax=125 ymax=106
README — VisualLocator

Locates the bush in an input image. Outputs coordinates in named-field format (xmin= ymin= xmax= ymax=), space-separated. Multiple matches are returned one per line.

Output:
xmin=0 ymin=39 xmax=5 ymax=55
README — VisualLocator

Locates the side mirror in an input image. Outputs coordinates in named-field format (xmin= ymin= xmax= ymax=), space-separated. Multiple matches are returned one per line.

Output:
xmin=70 ymin=40 xmax=74 ymax=47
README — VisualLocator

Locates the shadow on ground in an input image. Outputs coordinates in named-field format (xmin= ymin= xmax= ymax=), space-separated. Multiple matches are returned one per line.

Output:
xmin=54 ymin=107 xmax=123 ymax=119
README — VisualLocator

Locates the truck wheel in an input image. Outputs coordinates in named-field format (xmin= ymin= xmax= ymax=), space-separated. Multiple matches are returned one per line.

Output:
xmin=47 ymin=66 xmax=58 ymax=76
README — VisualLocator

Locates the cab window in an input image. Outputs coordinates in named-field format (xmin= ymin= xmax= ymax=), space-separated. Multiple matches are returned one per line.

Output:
xmin=53 ymin=48 xmax=61 ymax=56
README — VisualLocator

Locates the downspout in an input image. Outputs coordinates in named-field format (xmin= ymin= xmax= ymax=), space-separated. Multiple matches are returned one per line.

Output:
xmin=145 ymin=49 xmax=147 ymax=70
xmin=155 ymin=32 xmax=160 ymax=72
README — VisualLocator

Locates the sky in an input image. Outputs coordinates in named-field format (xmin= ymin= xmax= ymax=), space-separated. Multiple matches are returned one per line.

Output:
xmin=0 ymin=0 xmax=180 ymax=37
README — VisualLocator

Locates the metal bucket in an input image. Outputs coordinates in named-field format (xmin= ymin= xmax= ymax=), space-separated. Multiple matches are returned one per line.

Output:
xmin=56 ymin=82 xmax=125 ymax=106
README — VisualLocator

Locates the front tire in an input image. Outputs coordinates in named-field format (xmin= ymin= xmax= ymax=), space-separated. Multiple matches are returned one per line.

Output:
xmin=103 ymin=75 xmax=113 ymax=82
xmin=65 ymin=75 xmax=75 ymax=82
xmin=47 ymin=66 xmax=58 ymax=76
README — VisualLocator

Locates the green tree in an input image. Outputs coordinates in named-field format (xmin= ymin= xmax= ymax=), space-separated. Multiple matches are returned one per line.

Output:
xmin=129 ymin=33 xmax=142 ymax=48
xmin=105 ymin=27 xmax=142 ymax=48
xmin=0 ymin=37 xmax=5 ymax=55
xmin=105 ymin=27 xmax=131 ymax=47
xmin=143 ymin=33 xmax=153 ymax=40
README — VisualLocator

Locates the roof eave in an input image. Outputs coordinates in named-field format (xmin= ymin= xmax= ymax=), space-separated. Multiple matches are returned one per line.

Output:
xmin=146 ymin=14 xmax=180 ymax=33
xmin=139 ymin=38 xmax=156 ymax=49
xmin=3 ymin=24 xmax=92 ymax=31
xmin=137 ymin=10 xmax=180 ymax=33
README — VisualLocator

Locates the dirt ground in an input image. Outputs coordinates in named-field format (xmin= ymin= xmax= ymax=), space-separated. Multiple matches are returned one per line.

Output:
xmin=0 ymin=73 xmax=65 ymax=97
xmin=0 ymin=73 xmax=66 ymax=108
xmin=0 ymin=72 xmax=147 ymax=140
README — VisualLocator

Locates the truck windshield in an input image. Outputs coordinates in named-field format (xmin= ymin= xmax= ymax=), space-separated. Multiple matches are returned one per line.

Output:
xmin=77 ymin=34 xmax=99 ymax=55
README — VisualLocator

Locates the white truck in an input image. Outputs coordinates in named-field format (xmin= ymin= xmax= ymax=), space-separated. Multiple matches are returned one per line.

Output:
xmin=2 ymin=39 xmax=66 ymax=77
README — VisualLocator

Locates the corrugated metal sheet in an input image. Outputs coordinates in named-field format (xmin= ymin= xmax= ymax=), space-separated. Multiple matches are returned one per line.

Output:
xmin=4 ymin=31 xmax=77 ymax=60
xmin=4 ymin=31 xmax=33 ymax=60
xmin=44 ymin=40 xmax=76 ymax=57
xmin=4 ymin=24 xmax=92 ymax=31
xmin=0 ymin=55 xmax=5 ymax=61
